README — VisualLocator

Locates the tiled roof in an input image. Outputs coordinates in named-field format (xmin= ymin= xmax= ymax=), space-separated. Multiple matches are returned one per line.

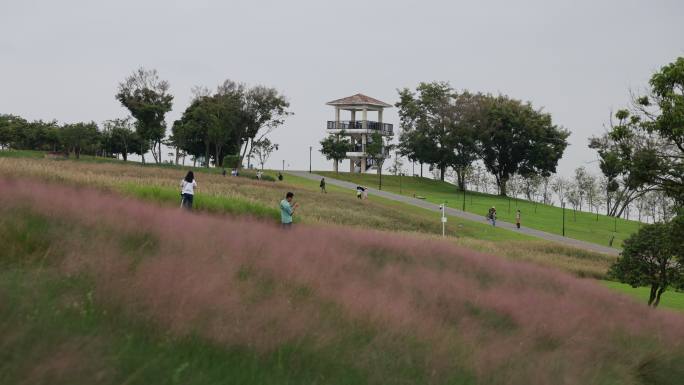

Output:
xmin=326 ymin=93 xmax=392 ymax=108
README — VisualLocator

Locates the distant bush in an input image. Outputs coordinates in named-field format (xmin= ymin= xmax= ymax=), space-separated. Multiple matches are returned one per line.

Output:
xmin=222 ymin=154 xmax=240 ymax=169
xmin=239 ymin=171 xmax=275 ymax=182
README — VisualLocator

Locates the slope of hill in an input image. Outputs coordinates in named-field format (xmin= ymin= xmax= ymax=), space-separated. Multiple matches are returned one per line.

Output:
xmin=0 ymin=155 xmax=616 ymax=279
xmin=1 ymin=153 xmax=682 ymax=310
xmin=2 ymin=177 xmax=683 ymax=385
xmin=319 ymin=172 xmax=641 ymax=249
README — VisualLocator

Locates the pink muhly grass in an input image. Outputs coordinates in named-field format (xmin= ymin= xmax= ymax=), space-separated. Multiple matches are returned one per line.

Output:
xmin=2 ymin=177 xmax=684 ymax=383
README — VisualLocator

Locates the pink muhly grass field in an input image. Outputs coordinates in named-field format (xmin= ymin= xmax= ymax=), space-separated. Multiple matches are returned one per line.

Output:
xmin=2 ymin=177 xmax=683 ymax=384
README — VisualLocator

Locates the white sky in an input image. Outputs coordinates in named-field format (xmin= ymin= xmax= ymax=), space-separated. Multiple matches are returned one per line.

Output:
xmin=1 ymin=0 xmax=683 ymax=176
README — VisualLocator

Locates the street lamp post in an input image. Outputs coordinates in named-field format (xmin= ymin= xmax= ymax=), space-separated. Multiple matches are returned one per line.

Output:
xmin=440 ymin=202 xmax=447 ymax=237
xmin=562 ymin=202 xmax=566 ymax=237
xmin=399 ymin=172 xmax=402 ymax=194
xmin=309 ymin=146 xmax=312 ymax=173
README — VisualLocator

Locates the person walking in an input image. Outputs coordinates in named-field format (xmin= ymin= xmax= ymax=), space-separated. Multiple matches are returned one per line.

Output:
xmin=487 ymin=206 xmax=497 ymax=227
xmin=362 ymin=186 xmax=368 ymax=200
xmin=180 ymin=171 xmax=198 ymax=210
xmin=320 ymin=177 xmax=327 ymax=193
xmin=516 ymin=209 xmax=521 ymax=229
xmin=280 ymin=192 xmax=299 ymax=228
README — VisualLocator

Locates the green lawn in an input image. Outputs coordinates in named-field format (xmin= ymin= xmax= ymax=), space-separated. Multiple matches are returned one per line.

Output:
xmin=601 ymin=281 xmax=684 ymax=311
xmin=319 ymin=171 xmax=642 ymax=249
xmin=277 ymin=171 xmax=533 ymax=242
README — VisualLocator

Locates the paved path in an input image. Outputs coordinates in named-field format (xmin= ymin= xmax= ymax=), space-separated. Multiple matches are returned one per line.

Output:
xmin=287 ymin=171 xmax=619 ymax=256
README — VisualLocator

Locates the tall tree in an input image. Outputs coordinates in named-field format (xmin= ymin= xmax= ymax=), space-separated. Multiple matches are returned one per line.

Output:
xmin=573 ymin=166 xmax=593 ymax=212
xmin=320 ymin=131 xmax=351 ymax=173
xmin=103 ymin=118 xmax=137 ymax=161
xmin=608 ymin=57 xmax=684 ymax=205
xmin=0 ymin=114 xmax=24 ymax=149
xmin=475 ymin=95 xmax=569 ymax=196
xmin=252 ymin=138 xmax=278 ymax=170
xmin=589 ymin=110 xmax=651 ymax=217
xmin=395 ymin=82 xmax=479 ymax=185
xmin=365 ymin=131 xmax=393 ymax=189
xmin=116 ymin=67 xmax=173 ymax=164
xmin=173 ymin=86 xmax=244 ymax=168
xmin=239 ymin=84 xmax=292 ymax=169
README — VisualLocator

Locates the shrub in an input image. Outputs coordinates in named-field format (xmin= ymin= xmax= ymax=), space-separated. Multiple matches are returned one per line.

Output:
xmin=222 ymin=154 xmax=240 ymax=169
xmin=239 ymin=171 xmax=275 ymax=182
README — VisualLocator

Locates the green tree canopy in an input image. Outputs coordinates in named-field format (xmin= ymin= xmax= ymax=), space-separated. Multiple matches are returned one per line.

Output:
xmin=609 ymin=219 xmax=684 ymax=307
xmin=475 ymin=95 xmax=569 ymax=196
xmin=116 ymin=67 xmax=173 ymax=164
xmin=319 ymin=131 xmax=351 ymax=173
xmin=252 ymin=137 xmax=278 ymax=170
xmin=172 ymin=89 xmax=243 ymax=167
xmin=59 ymin=122 xmax=100 ymax=159
xmin=102 ymin=118 xmax=140 ymax=161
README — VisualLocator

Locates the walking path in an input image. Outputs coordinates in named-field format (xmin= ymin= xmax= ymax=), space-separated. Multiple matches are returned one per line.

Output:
xmin=287 ymin=171 xmax=620 ymax=256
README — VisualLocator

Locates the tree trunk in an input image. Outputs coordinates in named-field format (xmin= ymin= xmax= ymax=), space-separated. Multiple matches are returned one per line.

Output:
xmin=455 ymin=170 xmax=466 ymax=191
xmin=215 ymin=144 xmax=223 ymax=168
xmin=334 ymin=159 xmax=339 ymax=173
xmin=498 ymin=176 xmax=508 ymax=196
xmin=420 ymin=162 xmax=423 ymax=178
xmin=175 ymin=146 xmax=180 ymax=165
xmin=654 ymin=286 xmax=666 ymax=307
xmin=122 ymin=152 xmax=127 ymax=161
xmin=238 ymin=138 xmax=251 ymax=170
xmin=150 ymin=140 xmax=159 ymax=164
xmin=440 ymin=166 xmax=445 ymax=181
xmin=205 ymin=141 xmax=210 ymax=168
xmin=648 ymin=284 xmax=657 ymax=306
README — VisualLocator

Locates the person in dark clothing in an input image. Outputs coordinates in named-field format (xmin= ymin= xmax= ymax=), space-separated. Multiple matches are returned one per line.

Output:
xmin=487 ymin=206 xmax=497 ymax=227
xmin=320 ymin=178 xmax=327 ymax=193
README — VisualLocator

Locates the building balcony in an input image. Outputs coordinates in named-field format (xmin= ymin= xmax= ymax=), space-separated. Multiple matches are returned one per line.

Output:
xmin=326 ymin=120 xmax=393 ymax=136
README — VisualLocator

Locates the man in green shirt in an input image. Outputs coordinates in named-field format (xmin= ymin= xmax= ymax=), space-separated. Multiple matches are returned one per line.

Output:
xmin=280 ymin=192 xmax=299 ymax=227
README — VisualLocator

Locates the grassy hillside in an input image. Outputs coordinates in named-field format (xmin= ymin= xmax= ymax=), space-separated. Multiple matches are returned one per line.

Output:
xmin=319 ymin=171 xmax=641 ymax=249
xmin=0 ymin=155 xmax=620 ymax=279
xmin=2 ymin=177 xmax=684 ymax=384
xmin=1 ymin=152 xmax=682 ymax=309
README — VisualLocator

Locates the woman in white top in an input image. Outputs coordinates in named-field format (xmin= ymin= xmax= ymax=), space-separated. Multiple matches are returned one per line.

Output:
xmin=180 ymin=171 xmax=198 ymax=210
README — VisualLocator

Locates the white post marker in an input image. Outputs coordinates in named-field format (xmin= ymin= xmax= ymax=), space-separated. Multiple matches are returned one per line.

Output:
xmin=440 ymin=203 xmax=447 ymax=237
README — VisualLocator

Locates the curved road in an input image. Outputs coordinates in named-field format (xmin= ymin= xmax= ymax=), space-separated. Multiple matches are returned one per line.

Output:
xmin=287 ymin=171 xmax=619 ymax=256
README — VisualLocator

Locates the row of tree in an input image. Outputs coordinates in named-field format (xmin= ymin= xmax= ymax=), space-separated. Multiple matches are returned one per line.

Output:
xmin=0 ymin=114 xmax=147 ymax=160
xmin=0 ymin=68 xmax=291 ymax=169
xmin=170 ymin=80 xmax=290 ymax=168
xmin=396 ymin=83 xmax=569 ymax=196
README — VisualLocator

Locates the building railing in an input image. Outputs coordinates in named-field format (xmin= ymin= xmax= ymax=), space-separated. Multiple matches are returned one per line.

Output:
xmin=326 ymin=120 xmax=393 ymax=135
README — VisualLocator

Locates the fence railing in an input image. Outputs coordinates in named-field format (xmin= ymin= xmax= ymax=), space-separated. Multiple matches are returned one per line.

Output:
xmin=326 ymin=121 xmax=393 ymax=135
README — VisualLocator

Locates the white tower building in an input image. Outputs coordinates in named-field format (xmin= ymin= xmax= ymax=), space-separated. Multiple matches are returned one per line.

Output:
xmin=325 ymin=93 xmax=393 ymax=173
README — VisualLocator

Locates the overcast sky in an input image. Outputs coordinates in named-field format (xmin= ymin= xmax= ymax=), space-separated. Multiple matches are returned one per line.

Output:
xmin=1 ymin=0 xmax=683 ymax=176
